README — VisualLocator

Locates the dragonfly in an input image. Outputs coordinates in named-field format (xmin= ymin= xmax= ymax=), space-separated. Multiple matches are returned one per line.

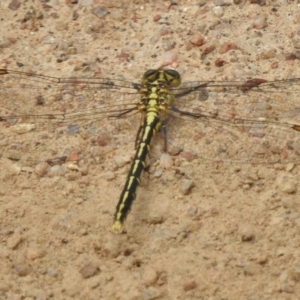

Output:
xmin=1 ymin=68 xmax=300 ymax=230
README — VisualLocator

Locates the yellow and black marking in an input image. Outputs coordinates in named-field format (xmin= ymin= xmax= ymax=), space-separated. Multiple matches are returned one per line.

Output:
xmin=112 ymin=69 xmax=181 ymax=231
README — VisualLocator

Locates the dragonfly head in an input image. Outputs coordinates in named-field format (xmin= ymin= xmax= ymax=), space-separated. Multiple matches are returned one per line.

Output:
xmin=142 ymin=69 xmax=181 ymax=87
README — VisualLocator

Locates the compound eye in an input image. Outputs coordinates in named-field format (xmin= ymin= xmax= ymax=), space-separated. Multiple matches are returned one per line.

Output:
xmin=164 ymin=69 xmax=180 ymax=78
xmin=143 ymin=69 xmax=158 ymax=82
xmin=164 ymin=69 xmax=181 ymax=87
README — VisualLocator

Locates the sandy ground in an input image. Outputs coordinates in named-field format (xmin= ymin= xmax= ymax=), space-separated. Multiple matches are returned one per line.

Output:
xmin=1 ymin=0 xmax=300 ymax=299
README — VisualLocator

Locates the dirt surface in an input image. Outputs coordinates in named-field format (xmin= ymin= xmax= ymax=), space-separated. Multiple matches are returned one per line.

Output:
xmin=1 ymin=0 xmax=300 ymax=299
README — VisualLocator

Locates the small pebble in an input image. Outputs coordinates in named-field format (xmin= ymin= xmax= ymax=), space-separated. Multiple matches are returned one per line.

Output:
xmin=276 ymin=247 xmax=287 ymax=257
xmin=35 ymin=290 xmax=48 ymax=300
xmin=13 ymin=263 xmax=31 ymax=277
xmin=201 ymin=43 xmax=216 ymax=55
xmin=153 ymin=14 xmax=161 ymax=22
xmin=244 ymin=264 xmax=260 ymax=276
xmin=235 ymin=259 xmax=247 ymax=267
xmin=104 ymin=171 xmax=115 ymax=181
xmin=34 ymin=162 xmax=50 ymax=177
xmin=187 ymin=206 xmax=205 ymax=220
xmin=66 ymin=148 xmax=81 ymax=162
xmin=210 ymin=207 xmax=219 ymax=216
xmin=249 ymin=0 xmax=266 ymax=5
xmin=277 ymin=174 xmax=296 ymax=194
xmin=0 ymin=227 xmax=14 ymax=236
xmin=281 ymin=283 xmax=294 ymax=293
xmin=8 ymin=0 xmax=21 ymax=10
xmin=27 ymin=248 xmax=45 ymax=260
xmin=113 ymin=155 xmax=129 ymax=168
xmin=286 ymin=163 xmax=295 ymax=172
xmin=46 ymin=268 xmax=58 ymax=277
xmin=257 ymin=253 xmax=268 ymax=265
xmin=43 ymin=36 xmax=55 ymax=44
xmin=295 ymin=50 xmax=300 ymax=59
xmin=66 ymin=172 xmax=81 ymax=181
xmin=167 ymin=144 xmax=182 ymax=156
xmin=102 ymin=239 xmax=121 ymax=258
xmin=270 ymin=61 xmax=279 ymax=69
xmin=66 ymin=163 xmax=79 ymax=171
xmin=259 ymin=48 xmax=277 ymax=59
xmin=96 ymin=133 xmax=110 ymax=146
xmin=91 ymin=6 xmax=109 ymax=18
xmin=215 ymin=58 xmax=226 ymax=67
xmin=289 ymin=263 xmax=300 ymax=282
xmin=159 ymin=25 xmax=170 ymax=36
xmin=180 ymin=151 xmax=195 ymax=161
xmin=212 ymin=6 xmax=224 ymax=18
xmin=240 ymin=227 xmax=255 ymax=242
xmin=162 ymin=39 xmax=176 ymax=51
xmin=80 ymin=262 xmax=98 ymax=279
xmin=142 ymin=287 xmax=162 ymax=300
xmin=0 ymin=38 xmax=14 ymax=48
xmin=7 ymin=233 xmax=23 ymax=250
xmin=160 ymin=153 xmax=173 ymax=169
xmin=292 ymin=139 xmax=300 ymax=154
xmin=219 ymin=42 xmax=237 ymax=54
xmin=183 ymin=280 xmax=197 ymax=291
xmin=279 ymin=270 xmax=289 ymax=282
xmin=79 ymin=165 xmax=89 ymax=176
xmin=48 ymin=165 xmax=66 ymax=177
xmin=142 ymin=267 xmax=158 ymax=286
xmin=189 ymin=33 xmax=205 ymax=46
xmin=11 ymin=123 xmax=36 ymax=134
xmin=251 ymin=15 xmax=267 ymax=29
xmin=163 ymin=1 xmax=172 ymax=9
xmin=179 ymin=179 xmax=194 ymax=195
xmin=285 ymin=52 xmax=297 ymax=61
xmin=79 ymin=228 xmax=88 ymax=236
xmin=153 ymin=168 xmax=163 ymax=178
xmin=21 ymin=166 xmax=33 ymax=173
xmin=147 ymin=213 xmax=164 ymax=225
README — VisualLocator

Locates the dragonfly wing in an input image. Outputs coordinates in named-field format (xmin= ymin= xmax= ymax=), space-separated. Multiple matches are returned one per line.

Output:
xmin=167 ymin=78 xmax=300 ymax=164
xmin=0 ymin=70 xmax=142 ymax=165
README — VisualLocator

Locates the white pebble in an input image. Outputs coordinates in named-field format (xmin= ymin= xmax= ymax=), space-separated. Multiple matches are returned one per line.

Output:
xmin=252 ymin=15 xmax=267 ymax=29
xmin=67 ymin=163 xmax=79 ymax=171
xmin=179 ymin=179 xmax=194 ymax=195
xmin=104 ymin=171 xmax=115 ymax=181
xmin=113 ymin=155 xmax=128 ymax=168
xmin=212 ymin=6 xmax=224 ymax=18
xmin=11 ymin=123 xmax=36 ymax=134
xmin=160 ymin=153 xmax=173 ymax=169
xmin=277 ymin=174 xmax=296 ymax=194
xmin=142 ymin=267 xmax=158 ymax=286
xmin=153 ymin=168 xmax=163 ymax=178
xmin=34 ymin=162 xmax=49 ymax=177
xmin=48 ymin=165 xmax=66 ymax=177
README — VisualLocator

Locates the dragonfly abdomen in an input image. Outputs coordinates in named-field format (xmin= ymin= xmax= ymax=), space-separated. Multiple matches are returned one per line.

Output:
xmin=112 ymin=112 xmax=161 ymax=230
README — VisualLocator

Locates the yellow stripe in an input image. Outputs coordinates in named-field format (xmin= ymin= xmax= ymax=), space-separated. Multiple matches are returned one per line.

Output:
xmin=113 ymin=113 xmax=160 ymax=230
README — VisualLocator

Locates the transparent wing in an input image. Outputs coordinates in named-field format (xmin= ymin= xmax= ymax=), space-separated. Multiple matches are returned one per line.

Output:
xmin=1 ymin=69 xmax=300 ymax=167
xmin=168 ymin=78 xmax=300 ymax=164
xmin=0 ymin=69 xmax=142 ymax=165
